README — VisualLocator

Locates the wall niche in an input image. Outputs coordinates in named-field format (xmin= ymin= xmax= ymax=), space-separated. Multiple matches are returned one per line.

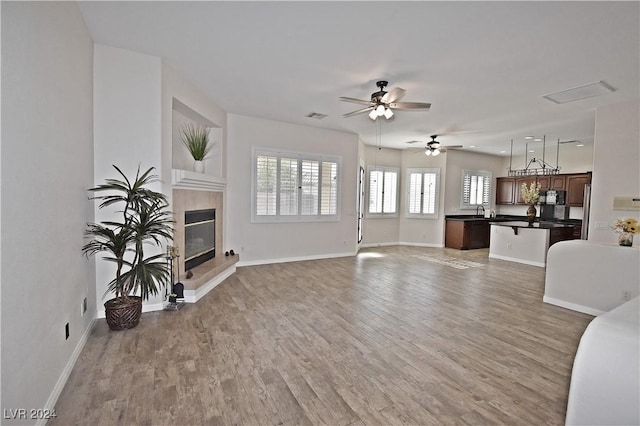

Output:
xmin=172 ymin=98 xmax=222 ymax=177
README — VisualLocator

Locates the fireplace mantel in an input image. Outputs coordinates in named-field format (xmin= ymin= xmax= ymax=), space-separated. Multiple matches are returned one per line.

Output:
xmin=171 ymin=169 xmax=227 ymax=191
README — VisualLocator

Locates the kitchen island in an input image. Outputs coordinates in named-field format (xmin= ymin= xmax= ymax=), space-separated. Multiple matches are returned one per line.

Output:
xmin=488 ymin=221 xmax=577 ymax=267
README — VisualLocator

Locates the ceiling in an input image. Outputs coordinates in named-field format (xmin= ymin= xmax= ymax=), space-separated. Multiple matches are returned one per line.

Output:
xmin=78 ymin=1 xmax=639 ymax=156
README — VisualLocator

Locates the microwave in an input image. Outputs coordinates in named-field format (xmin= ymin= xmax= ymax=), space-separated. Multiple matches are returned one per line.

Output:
xmin=545 ymin=190 xmax=566 ymax=205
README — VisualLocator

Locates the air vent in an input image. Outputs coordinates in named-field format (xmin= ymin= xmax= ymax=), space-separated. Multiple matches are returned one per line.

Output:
xmin=543 ymin=81 xmax=615 ymax=104
xmin=306 ymin=112 xmax=328 ymax=120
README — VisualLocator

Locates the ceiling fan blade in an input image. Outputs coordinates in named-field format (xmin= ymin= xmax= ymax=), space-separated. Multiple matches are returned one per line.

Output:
xmin=381 ymin=87 xmax=406 ymax=103
xmin=342 ymin=106 xmax=374 ymax=118
xmin=443 ymin=145 xmax=463 ymax=149
xmin=405 ymin=140 xmax=423 ymax=144
xmin=339 ymin=96 xmax=373 ymax=106
xmin=389 ymin=101 xmax=431 ymax=110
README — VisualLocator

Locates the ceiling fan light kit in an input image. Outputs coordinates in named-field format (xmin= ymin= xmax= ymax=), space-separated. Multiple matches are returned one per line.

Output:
xmin=340 ymin=80 xmax=431 ymax=120
xmin=421 ymin=135 xmax=462 ymax=156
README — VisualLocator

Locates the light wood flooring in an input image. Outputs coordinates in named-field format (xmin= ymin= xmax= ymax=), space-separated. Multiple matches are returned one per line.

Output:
xmin=50 ymin=246 xmax=593 ymax=425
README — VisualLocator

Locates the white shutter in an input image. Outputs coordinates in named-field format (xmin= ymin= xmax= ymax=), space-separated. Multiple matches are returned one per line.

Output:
xmin=423 ymin=172 xmax=437 ymax=214
xmin=461 ymin=170 xmax=492 ymax=209
xmin=321 ymin=161 xmax=338 ymax=215
xmin=369 ymin=170 xmax=383 ymax=213
xmin=256 ymin=155 xmax=277 ymax=216
xmin=408 ymin=172 xmax=422 ymax=214
xmin=253 ymin=148 xmax=340 ymax=222
xmin=300 ymin=160 xmax=319 ymax=215
xmin=406 ymin=168 xmax=439 ymax=218
xmin=279 ymin=158 xmax=298 ymax=215
xmin=383 ymin=170 xmax=398 ymax=214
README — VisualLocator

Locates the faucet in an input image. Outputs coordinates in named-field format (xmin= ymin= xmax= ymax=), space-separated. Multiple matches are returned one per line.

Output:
xmin=476 ymin=205 xmax=485 ymax=216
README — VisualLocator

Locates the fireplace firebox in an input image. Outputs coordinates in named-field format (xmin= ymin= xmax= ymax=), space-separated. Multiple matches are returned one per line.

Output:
xmin=184 ymin=208 xmax=215 ymax=270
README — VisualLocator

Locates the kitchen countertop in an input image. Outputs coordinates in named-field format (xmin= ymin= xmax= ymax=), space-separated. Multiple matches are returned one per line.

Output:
xmin=445 ymin=214 xmax=581 ymax=226
xmin=445 ymin=214 xmax=521 ymax=222
xmin=490 ymin=220 xmax=577 ymax=229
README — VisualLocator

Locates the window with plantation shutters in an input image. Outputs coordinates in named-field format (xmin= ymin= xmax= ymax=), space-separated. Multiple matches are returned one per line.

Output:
xmin=367 ymin=166 xmax=398 ymax=216
xmin=461 ymin=170 xmax=492 ymax=209
xmin=252 ymin=148 xmax=340 ymax=222
xmin=406 ymin=168 xmax=440 ymax=219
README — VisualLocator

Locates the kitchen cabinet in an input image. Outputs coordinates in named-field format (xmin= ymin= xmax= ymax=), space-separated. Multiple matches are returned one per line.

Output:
xmin=496 ymin=178 xmax=515 ymax=205
xmin=566 ymin=173 xmax=592 ymax=206
xmin=538 ymin=175 xmax=566 ymax=191
xmin=445 ymin=219 xmax=490 ymax=250
xmin=496 ymin=173 xmax=590 ymax=205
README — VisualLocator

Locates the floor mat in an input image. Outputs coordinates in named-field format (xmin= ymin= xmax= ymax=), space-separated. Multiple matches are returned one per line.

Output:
xmin=410 ymin=254 xmax=485 ymax=269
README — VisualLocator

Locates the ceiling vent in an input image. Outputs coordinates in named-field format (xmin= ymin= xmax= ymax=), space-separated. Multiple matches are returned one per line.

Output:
xmin=306 ymin=112 xmax=328 ymax=120
xmin=543 ymin=80 xmax=615 ymax=104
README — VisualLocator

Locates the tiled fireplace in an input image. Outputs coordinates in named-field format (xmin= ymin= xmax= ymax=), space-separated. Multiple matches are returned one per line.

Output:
xmin=172 ymin=187 xmax=237 ymax=302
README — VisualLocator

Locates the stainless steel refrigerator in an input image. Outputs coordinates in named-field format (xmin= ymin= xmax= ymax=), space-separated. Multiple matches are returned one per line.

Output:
xmin=581 ymin=184 xmax=591 ymax=239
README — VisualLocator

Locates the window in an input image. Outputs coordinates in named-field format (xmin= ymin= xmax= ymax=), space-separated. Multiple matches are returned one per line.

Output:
xmin=406 ymin=168 xmax=440 ymax=218
xmin=461 ymin=169 xmax=491 ymax=209
xmin=253 ymin=148 xmax=340 ymax=222
xmin=368 ymin=166 xmax=398 ymax=216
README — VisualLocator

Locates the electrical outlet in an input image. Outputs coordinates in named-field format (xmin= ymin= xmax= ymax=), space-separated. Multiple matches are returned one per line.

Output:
xmin=507 ymin=243 xmax=512 ymax=250
xmin=81 ymin=297 xmax=87 ymax=317
xmin=65 ymin=323 xmax=70 ymax=340
xmin=623 ymin=291 xmax=631 ymax=301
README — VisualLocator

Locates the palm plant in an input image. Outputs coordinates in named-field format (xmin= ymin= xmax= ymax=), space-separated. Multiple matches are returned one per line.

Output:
xmin=180 ymin=123 xmax=212 ymax=161
xmin=83 ymin=165 xmax=173 ymax=304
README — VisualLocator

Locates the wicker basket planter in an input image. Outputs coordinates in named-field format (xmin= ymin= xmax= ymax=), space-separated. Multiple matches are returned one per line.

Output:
xmin=104 ymin=296 xmax=142 ymax=330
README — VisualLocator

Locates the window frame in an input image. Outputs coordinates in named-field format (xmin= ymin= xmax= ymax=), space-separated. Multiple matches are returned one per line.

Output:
xmin=366 ymin=165 xmax=399 ymax=218
xmin=405 ymin=167 xmax=441 ymax=219
xmin=251 ymin=147 xmax=341 ymax=223
xmin=460 ymin=169 xmax=492 ymax=210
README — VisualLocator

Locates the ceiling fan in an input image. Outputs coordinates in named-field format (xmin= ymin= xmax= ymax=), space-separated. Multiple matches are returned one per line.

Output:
xmin=407 ymin=135 xmax=463 ymax=156
xmin=340 ymin=80 xmax=431 ymax=120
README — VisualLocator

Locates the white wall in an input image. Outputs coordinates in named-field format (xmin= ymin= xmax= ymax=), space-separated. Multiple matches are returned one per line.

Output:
xmin=444 ymin=149 xmax=505 ymax=214
xmin=226 ymin=114 xmax=359 ymax=264
xmin=501 ymin=144 xmax=594 ymax=176
xmin=93 ymin=45 xmax=164 ymax=312
xmin=1 ymin=2 xmax=95 ymax=422
xmin=161 ymin=62 xmax=227 ymax=190
xmin=590 ymin=101 xmax=640 ymax=244
xmin=361 ymin=145 xmax=402 ymax=246
xmin=398 ymin=148 xmax=447 ymax=247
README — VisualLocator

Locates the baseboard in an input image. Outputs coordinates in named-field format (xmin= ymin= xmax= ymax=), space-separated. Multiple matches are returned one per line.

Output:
xmin=398 ymin=241 xmax=445 ymax=248
xmin=488 ymin=253 xmax=545 ymax=268
xmin=543 ymin=295 xmax=604 ymax=316
xmin=37 ymin=318 xmax=96 ymax=426
xmin=360 ymin=242 xmax=398 ymax=248
xmin=236 ymin=251 xmax=357 ymax=267
xmin=183 ymin=264 xmax=236 ymax=303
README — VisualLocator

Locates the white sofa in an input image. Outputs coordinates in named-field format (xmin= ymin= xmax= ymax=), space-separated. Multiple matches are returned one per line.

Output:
xmin=565 ymin=296 xmax=639 ymax=425
xmin=544 ymin=240 xmax=640 ymax=425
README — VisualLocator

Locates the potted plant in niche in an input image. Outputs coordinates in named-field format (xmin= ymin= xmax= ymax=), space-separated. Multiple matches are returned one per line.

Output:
xmin=180 ymin=123 xmax=212 ymax=173
xmin=82 ymin=165 xmax=173 ymax=330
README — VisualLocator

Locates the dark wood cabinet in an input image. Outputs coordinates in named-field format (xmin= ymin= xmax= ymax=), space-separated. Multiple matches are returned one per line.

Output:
xmin=549 ymin=227 xmax=579 ymax=247
xmin=445 ymin=220 xmax=490 ymax=250
xmin=496 ymin=178 xmax=515 ymax=205
xmin=537 ymin=175 xmax=565 ymax=191
xmin=566 ymin=173 xmax=591 ymax=206
xmin=496 ymin=173 xmax=590 ymax=205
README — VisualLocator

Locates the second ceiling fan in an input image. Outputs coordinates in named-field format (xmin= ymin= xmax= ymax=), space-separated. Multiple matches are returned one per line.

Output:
xmin=407 ymin=135 xmax=463 ymax=156
xmin=340 ymin=80 xmax=431 ymax=120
